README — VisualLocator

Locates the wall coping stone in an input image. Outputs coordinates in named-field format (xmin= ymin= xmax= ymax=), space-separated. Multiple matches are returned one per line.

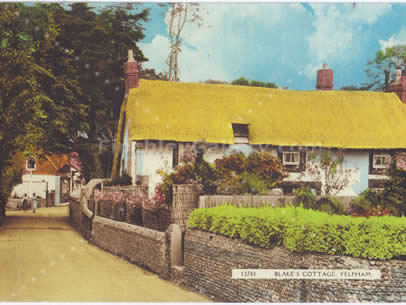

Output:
xmin=93 ymin=216 xmax=165 ymax=242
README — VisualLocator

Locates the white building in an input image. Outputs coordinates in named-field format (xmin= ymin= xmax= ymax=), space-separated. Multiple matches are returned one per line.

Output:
xmin=12 ymin=153 xmax=82 ymax=204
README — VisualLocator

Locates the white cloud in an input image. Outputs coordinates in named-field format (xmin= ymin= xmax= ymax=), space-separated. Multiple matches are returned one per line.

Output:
xmin=302 ymin=64 xmax=319 ymax=81
xmin=140 ymin=3 xmax=309 ymax=83
xmin=306 ymin=3 xmax=391 ymax=74
xmin=140 ymin=3 xmax=391 ymax=83
xmin=139 ymin=35 xmax=169 ymax=73
xmin=379 ymin=27 xmax=406 ymax=50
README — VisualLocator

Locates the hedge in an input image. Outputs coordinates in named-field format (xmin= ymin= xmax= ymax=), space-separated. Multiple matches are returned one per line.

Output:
xmin=188 ymin=205 xmax=406 ymax=260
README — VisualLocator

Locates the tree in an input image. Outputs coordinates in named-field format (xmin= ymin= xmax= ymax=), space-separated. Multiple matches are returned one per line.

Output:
xmin=365 ymin=45 xmax=406 ymax=91
xmin=231 ymin=77 xmax=250 ymax=86
xmin=164 ymin=3 xmax=204 ymax=81
xmin=0 ymin=3 xmax=85 ymax=215
xmin=340 ymin=85 xmax=372 ymax=91
xmin=303 ymin=150 xmax=352 ymax=196
xmin=202 ymin=79 xmax=228 ymax=85
xmin=33 ymin=3 xmax=150 ymax=179
xmin=231 ymin=77 xmax=278 ymax=88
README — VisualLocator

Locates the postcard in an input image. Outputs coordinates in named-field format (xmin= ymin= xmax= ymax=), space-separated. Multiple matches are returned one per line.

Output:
xmin=0 ymin=1 xmax=405 ymax=303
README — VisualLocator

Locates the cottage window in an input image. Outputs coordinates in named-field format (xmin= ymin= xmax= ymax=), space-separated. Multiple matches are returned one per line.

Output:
xmin=283 ymin=152 xmax=300 ymax=166
xmin=26 ymin=158 xmax=36 ymax=170
xmin=372 ymin=154 xmax=391 ymax=169
xmin=232 ymin=123 xmax=249 ymax=144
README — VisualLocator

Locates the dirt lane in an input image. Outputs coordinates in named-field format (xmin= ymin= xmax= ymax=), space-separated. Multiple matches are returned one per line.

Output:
xmin=0 ymin=207 xmax=209 ymax=302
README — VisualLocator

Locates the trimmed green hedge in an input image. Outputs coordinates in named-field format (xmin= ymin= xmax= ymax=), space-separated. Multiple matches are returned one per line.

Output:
xmin=188 ymin=205 xmax=406 ymax=260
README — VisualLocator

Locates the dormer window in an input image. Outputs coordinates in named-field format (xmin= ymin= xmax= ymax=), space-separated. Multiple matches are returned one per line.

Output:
xmin=232 ymin=123 xmax=249 ymax=144
xmin=26 ymin=158 xmax=36 ymax=170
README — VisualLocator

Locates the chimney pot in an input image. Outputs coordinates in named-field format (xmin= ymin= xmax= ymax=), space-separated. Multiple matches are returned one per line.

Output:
xmin=316 ymin=63 xmax=333 ymax=90
xmin=394 ymin=69 xmax=402 ymax=84
xmin=128 ymin=49 xmax=135 ymax=62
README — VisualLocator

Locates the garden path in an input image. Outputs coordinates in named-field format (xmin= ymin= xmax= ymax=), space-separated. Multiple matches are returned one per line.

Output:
xmin=0 ymin=206 xmax=209 ymax=302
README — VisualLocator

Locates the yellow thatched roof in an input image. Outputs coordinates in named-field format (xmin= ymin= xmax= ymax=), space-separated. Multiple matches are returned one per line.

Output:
xmin=126 ymin=79 xmax=406 ymax=149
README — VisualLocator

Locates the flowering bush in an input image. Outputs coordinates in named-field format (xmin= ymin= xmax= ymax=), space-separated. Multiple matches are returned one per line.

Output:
xmin=152 ymin=184 xmax=166 ymax=206
xmin=247 ymin=152 xmax=287 ymax=188
xmin=215 ymin=152 xmax=248 ymax=175
xmin=352 ymin=206 xmax=391 ymax=218
xmin=94 ymin=188 xmax=152 ymax=209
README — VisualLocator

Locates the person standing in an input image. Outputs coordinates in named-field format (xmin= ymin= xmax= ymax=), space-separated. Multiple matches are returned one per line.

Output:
xmin=32 ymin=193 xmax=38 ymax=214
xmin=22 ymin=194 xmax=28 ymax=211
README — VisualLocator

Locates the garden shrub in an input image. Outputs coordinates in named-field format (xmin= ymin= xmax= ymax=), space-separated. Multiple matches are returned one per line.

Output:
xmin=247 ymin=152 xmax=287 ymax=188
xmin=216 ymin=173 xmax=244 ymax=195
xmin=350 ymin=188 xmax=392 ymax=217
xmin=293 ymin=187 xmax=344 ymax=215
xmin=382 ymin=163 xmax=406 ymax=216
xmin=104 ymin=173 xmax=132 ymax=186
xmin=316 ymin=196 xmax=345 ymax=215
xmin=240 ymin=172 xmax=267 ymax=195
xmin=188 ymin=205 xmax=406 ymax=259
xmin=215 ymin=152 xmax=248 ymax=175
xmin=293 ymin=186 xmax=317 ymax=209
xmin=157 ymin=150 xmax=288 ymax=204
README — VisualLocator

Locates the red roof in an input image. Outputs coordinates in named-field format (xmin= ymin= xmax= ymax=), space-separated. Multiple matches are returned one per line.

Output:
xmin=24 ymin=154 xmax=72 ymax=176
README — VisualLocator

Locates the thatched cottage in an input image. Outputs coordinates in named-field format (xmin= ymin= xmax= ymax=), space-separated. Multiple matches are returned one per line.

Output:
xmin=113 ymin=50 xmax=406 ymax=197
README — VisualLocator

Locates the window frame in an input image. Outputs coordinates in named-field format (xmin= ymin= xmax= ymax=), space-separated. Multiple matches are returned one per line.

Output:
xmin=372 ymin=153 xmax=391 ymax=169
xmin=277 ymin=147 xmax=307 ymax=173
xmin=282 ymin=151 xmax=300 ymax=166
xmin=26 ymin=158 xmax=36 ymax=171
xmin=232 ymin=123 xmax=249 ymax=144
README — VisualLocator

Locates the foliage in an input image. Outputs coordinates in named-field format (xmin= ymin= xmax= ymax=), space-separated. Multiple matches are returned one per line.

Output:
xmin=293 ymin=186 xmax=317 ymax=209
xmin=381 ymin=162 xmax=406 ymax=216
xmin=305 ymin=150 xmax=352 ymax=196
xmin=351 ymin=188 xmax=383 ymax=215
xmin=231 ymin=77 xmax=278 ymax=88
xmin=104 ymin=173 xmax=132 ymax=186
xmin=94 ymin=188 xmax=148 ymax=208
xmin=0 ymin=4 xmax=85 ymax=214
xmin=216 ymin=173 xmax=245 ymax=195
xmin=247 ymin=152 xmax=287 ymax=188
xmin=352 ymin=207 xmax=391 ymax=218
xmin=203 ymin=79 xmax=228 ymax=85
xmin=188 ymin=205 xmax=406 ymax=259
xmin=293 ymin=186 xmax=345 ymax=215
xmin=240 ymin=172 xmax=267 ymax=195
xmin=215 ymin=152 xmax=248 ymax=175
xmin=316 ymin=196 xmax=345 ymax=215
xmin=194 ymin=157 xmax=217 ymax=195
xmin=365 ymin=45 xmax=406 ymax=91
xmin=156 ymin=150 xmax=287 ymax=206
xmin=340 ymin=85 xmax=372 ymax=91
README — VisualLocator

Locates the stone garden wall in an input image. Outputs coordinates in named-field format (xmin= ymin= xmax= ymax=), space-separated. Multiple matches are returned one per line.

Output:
xmin=69 ymin=179 xmax=183 ymax=280
xmin=92 ymin=215 xmax=171 ymax=279
xmin=184 ymin=229 xmax=406 ymax=303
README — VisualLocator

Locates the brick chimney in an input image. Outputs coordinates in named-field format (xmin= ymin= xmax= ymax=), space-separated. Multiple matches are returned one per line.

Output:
xmin=124 ymin=49 xmax=139 ymax=96
xmin=316 ymin=63 xmax=333 ymax=90
xmin=388 ymin=69 xmax=406 ymax=103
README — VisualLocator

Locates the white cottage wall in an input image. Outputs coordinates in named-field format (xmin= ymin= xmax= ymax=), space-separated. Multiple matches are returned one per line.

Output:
xmin=13 ymin=174 xmax=58 ymax=199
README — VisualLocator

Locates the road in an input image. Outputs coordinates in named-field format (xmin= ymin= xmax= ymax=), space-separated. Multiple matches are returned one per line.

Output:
xmin=0 ymin=206 xmax=209 ymax=302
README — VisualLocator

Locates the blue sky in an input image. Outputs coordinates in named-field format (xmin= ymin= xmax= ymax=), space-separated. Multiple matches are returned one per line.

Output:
xmin=96 ymin=2 xmax=406 ymax=90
